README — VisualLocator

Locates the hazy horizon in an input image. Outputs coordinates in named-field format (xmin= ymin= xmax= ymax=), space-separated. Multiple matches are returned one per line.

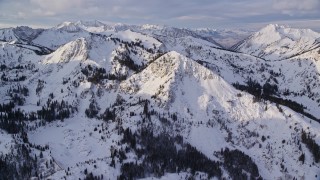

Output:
xmin=0 ymin=0 xmax=319 ymax=31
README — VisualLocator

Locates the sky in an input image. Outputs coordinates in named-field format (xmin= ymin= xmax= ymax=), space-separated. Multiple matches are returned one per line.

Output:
xmin=0 ymin=0 xmax=319 ymax=31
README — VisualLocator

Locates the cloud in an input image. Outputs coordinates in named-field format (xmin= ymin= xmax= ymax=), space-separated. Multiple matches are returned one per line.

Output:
xmin=176 ymin=15 xmax=225 ymax=21
xmin=30 ymin=0 xmax=86 ymax=12
xmin=273 ymin=0 xmax=320 ymax=15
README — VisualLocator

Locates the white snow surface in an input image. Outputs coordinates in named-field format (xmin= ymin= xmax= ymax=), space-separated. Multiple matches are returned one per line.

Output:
xmin=0 ymin=22 xmax=320 ymax=179
xmin=234 ymin=24 xmax=320 ymax=60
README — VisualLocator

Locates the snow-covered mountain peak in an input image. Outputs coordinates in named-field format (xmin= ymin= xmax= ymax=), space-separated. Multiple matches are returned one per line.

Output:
xmin=259 ymin=24 xmax=319 ymax=41
xmin=194 ymin=28 xmax=217 ymax=32
xmin=140 ymin=24 xmax=164 ymax=30
xmin=121 ymin=51 xmax=218 ymax=99
xmin=261 ymin=24 xmax=284 ymax=31
xmin=233 ymin=24 xmax=320 ymax=60
xmin=162 ymin=51 xmax=218 ymax=81
xmin=44 ymin=37 xmax=88 ymax=65
xmin=55 ymin=21 xmax=83 ymax=32
xmin=55 ymin=21 xmax=73 ymax=28
xmin=109 ymin=23 xmax=135 ymax=32
xmin=74 ymin=20 xmax=108 ymax=33
xmin=146 ymin=51 xmax=216 ymax=78
xmin=13 ymin=26 xmax=43 ymax=42
xmin=75 ymin=20 xmax=106 ymax=28
xmin=0 ymin=27 xmax=19 ymax=42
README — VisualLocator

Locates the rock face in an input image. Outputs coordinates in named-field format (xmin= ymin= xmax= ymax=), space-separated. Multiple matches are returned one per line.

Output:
xmin=0 ymin=21 xmax=320 ymax=180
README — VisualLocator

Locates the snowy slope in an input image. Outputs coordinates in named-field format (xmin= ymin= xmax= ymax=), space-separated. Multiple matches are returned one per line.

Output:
xmin=194 ymin=28 xmax=253 ymax=49
xmin=41 ymin=51 xmax=320 ymax=179
xmin=0 ymin=28 xmax=19 ymax=42
xmin=21 ymin=50 xmax=320 ymax=179
xmin=75 ymin=20 xmax=107 ymax=33
xmin=152 ymin=31 xmax=320 ymax=119
xmin=1 ymin=22 xmax=320 ymax=180
xmin=32 ymin=27 xmax=90 ymax=50
xmin=233 ymin=24 xmax=320 ymax=60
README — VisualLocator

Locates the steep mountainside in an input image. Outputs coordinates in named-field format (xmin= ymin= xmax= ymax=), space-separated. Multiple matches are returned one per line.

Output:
xmin=0 ymin=22 xmax=320 ymax=180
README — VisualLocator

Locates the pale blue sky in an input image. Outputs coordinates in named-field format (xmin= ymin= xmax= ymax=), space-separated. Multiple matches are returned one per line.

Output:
xmin=0 ymin=0 xmax=319 ymax=30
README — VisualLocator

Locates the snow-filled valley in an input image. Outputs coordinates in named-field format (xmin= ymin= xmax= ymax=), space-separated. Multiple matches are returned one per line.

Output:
xmin=0 ymin=21 xmax=320 ymax=180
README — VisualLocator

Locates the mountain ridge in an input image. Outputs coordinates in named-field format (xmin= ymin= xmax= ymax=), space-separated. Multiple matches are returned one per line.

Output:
xmin=0 ymin=21 xmax=320 ymax=179
xmin=232 ymin=24 xmax=320 ymax=60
